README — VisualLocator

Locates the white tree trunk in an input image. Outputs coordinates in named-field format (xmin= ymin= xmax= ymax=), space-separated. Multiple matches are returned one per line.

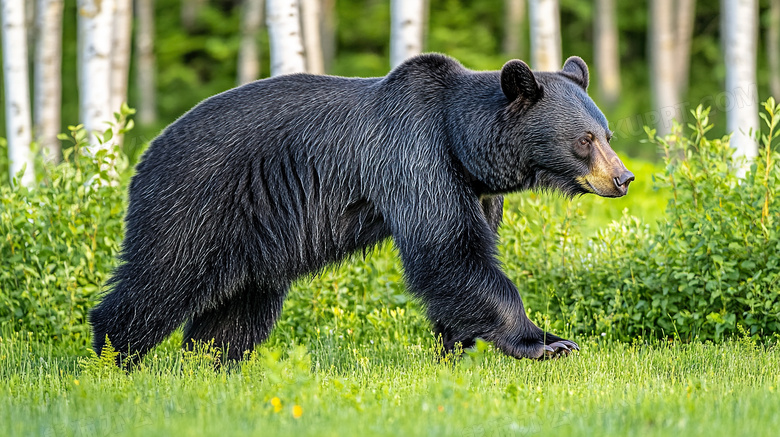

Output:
xmin=674 ymin=0 xmax=696 ymax=98
xmin=25 ymin=0 xmax=35 ymax=58
xmin=768 ymin=0 xmax=780 ymax=100
xmin=2 ymin=0 xmax=35 ymax=185
xmin=77 ymin=2 xmax=83 ymax=88
xmin=181 ymin=0 xmax=207 ymax=31
xmin=502 ymin=0 xmax=525 ymax=57
xmin=528 ymin=0 xmax=561 ymax=71
xmin=594 ymin=0 xmax=620 ymax=106
xmin=649 ymin=0 xmax=678 ymax=136
xmin=135 ymin=0 xmax=157 ymax=124
xmin=33 ymin=0 xmax=64 ymax=164
xmin=320 ymin=0 xmax=336 ymax=72
xmin=390 ymin=0 xmax=424 ymax=69
xmin=237 ymin=0 xmax=263 ymax=85
xmin=300 ymin=0 xmax=324 ymax=74
xmin=266 ymin=0 xmax=305 ymax=76
xmin=78 ymin=0 xmax=115 ymax=151
xmin=722 ymin=0 xmax=759 ymax=164
xmin=110 ymin=0 xmax=132 ymax=120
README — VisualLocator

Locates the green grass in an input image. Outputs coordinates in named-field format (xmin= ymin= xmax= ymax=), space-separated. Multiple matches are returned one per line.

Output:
xmin=1 ymin=329 xmax=778 ymax=437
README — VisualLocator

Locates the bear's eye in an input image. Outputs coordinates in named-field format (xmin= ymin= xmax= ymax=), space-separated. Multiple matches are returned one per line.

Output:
xmin=574 ymin=136 xmax=592 ymax=158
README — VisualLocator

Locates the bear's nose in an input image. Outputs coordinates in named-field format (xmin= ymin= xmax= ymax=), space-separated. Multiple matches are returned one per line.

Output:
xmin=613 ymin=170 xmax=635 ymax=195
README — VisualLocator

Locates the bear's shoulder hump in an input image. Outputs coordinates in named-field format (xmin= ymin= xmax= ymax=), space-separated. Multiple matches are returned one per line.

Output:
xmin=389 ymin=53 xmax=465 ymax=79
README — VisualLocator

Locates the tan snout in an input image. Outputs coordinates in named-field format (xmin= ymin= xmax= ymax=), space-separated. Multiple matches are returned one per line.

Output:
xmin=580 ymin=139 xmax=634 ymax=198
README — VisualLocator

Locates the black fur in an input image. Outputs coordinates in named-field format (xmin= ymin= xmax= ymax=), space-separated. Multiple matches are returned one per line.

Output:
xmin=561 ymin=56 xmax=589 ymax=91
xmin=499 ymin=60 xmax=542 ymax=104
xmin=90 ymin=53 xmax=616 ymax=363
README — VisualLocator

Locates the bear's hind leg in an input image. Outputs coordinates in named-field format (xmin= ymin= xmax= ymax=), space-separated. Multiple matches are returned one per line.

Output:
xmin=183 ymin=282 xmax=286 ymax=361
xmin=90 ymin=265 xmax=200 ymax=365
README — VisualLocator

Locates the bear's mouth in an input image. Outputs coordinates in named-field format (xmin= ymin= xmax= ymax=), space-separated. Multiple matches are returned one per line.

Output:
xmin=585 ymin=179 xmax=603 ymax=195
xmin=576 ymin=176 xmax=606 ymax=196
xmin=576 ymin=177 xmax=596 ymax=194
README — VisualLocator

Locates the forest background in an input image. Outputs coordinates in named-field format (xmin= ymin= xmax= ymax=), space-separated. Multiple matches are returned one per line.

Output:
xmin=1 ymin=0 xmax=778 ymax=166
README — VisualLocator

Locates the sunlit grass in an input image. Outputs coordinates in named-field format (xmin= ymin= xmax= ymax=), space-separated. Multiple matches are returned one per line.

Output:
xmin=1 ymin=328 xmax=777 ymax=437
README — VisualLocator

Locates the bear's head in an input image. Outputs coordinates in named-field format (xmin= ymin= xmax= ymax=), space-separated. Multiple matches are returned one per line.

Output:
xmin=484 ymin=57 xmax=634 ymax=198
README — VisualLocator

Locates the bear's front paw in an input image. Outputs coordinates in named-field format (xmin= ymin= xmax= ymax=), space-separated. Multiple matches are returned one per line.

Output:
xmin=541 ymin=339 xmax=580 ymax=359
xmin=495 ymin=335 xmax=579 ymax=360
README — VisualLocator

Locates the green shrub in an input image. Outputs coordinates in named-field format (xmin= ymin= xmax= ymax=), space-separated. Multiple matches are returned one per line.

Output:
xmin=502 ymin=101 xmax=780 ymax=341
xmin=633 ymin=102 xmax=780 ymax=339
xmin=0 ymin=110 xmax=133 ymax=344
xmin=270 ymin=242 xmax=432 ymax=347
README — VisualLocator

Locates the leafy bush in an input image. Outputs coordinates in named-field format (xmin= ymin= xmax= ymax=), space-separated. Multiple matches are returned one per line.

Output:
xmin=502 ymin=101 xmax=780 ymax=341
xmin=0 ymin=111 xmax=133 ymax=344
xmin=637 ymin=102 xmax=780 ymax=339
xmin=270 ymin=242 xmax=432 ymax=347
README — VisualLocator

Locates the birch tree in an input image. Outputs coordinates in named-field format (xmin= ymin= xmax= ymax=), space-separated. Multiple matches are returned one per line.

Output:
xmin=25 ymin=0 xmax=35 ymax=55
xmin=2 ymin=0 xmax=35 ymax=185
xmin=722 ymin=0 xmax=759 ymax=164
xmin=649 ymin=0 xmax=696 ymax=136
xmin=674 ymin=0 xmax=696 ymax=99
xmin=135 ymin=0 xmax=157 ymax=124
xmin=181 ymin=0 xmax=207 ymax=32
xmin=320 ymin=0 xmax=336 ymax=72
xmin=390 ymin=0 xmax=424 ymax=69
xmin=300 ymin=0 xmax=324 ymax=74
xmin=110 ymin=0 xmax=132 ymax=122
xmin=649 ymin=0 xmax=677 ymax=136
xmin=237 ymin=0 xmax=263 ymax=85
xmin=528 ymin=0 xmax=560 ymax=71
xmin=266 ymin=0 xmax=305 ymax=76
xmin=503 ymin=0 xmax=525 ymax=57
xmin=769 ymin=0 xmax=780 ymax=100
xmin=33 ymin=0 xmax=64 ymax=164
xmin=78 ymin=0 xmax=115 ymax=151
xmin=594 ymin=0 xmax=619 ymax=107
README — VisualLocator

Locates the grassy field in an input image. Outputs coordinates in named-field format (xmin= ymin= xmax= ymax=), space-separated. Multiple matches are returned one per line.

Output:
xmin=1 ymin=329 xmax=778 ymax=437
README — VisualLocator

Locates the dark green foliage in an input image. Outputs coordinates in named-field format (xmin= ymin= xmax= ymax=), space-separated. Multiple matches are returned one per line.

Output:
xmin=639 ymin=101 xmax=780 ymax=339
xmin=0 ymin=114 xmax=132 ymax=343
xmin=503 ymin=101 xmax=780 ymax=341
xmin=270 ymin=243 xmax=432 ymax=348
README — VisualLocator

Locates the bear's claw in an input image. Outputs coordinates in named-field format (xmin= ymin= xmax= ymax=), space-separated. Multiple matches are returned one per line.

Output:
xmin=542 ymin=340 xmax=580 ymax=359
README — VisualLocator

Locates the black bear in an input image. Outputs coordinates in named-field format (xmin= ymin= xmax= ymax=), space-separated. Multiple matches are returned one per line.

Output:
xmin=90 ymin=54 xmax=633 ymax=363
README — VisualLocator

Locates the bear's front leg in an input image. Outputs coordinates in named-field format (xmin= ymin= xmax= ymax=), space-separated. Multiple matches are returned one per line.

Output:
xmin=390 ymin=192 xmax=578 ymax=360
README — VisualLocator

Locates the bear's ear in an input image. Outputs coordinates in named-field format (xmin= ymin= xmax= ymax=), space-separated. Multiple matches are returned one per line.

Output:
xmin=500 ymin=60 xmax=542 ymax=103
xmin=561 ymin=56 xmax=589 ymax=90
